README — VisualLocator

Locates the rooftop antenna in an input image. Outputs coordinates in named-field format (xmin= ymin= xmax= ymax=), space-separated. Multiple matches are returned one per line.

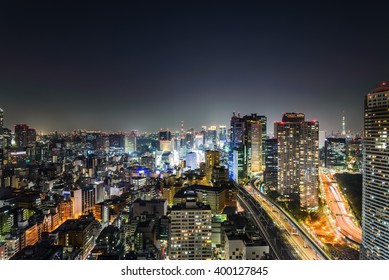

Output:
xmin=342 ymin=112 xmax=346 ymax=136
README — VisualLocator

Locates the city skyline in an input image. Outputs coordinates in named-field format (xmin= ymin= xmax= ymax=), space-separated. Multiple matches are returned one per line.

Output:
xmin=1 ymin=2 xmax=388 ymax=132
xmin=0 ymin=106 xmax=366 ymax=136
xmin=3 ymin=0 xmax=389 ymax=263
xmin=0 ymin=84 xmax=375 ymax=260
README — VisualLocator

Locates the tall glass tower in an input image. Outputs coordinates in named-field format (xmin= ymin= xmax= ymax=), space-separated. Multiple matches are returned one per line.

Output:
xmin=361 ymin=82 xmax=389 ymax=259
xmin=228 ymin=112 xmax=266 ymax=180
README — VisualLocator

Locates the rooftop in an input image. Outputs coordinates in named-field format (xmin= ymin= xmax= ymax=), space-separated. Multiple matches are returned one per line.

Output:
xmin=371 ymin=82 xmax=389 ymax=93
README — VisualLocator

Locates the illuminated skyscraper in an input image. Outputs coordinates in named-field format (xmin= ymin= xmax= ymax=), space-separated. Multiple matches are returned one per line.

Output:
xmin=26 ymin=128 xmax=36 ymax=146
xmin=159 ymin=130 xmax=172 ymax=151
xmin=159 ymin=130 xmax=171 ymax=141
xmin=361 ymin=82 xmax=389 ymax=259
xmin=218 ymin=125 xmax=227 ymax=146
xmin=229 ymin=113 xmax=266 ymax=180
xmin=264 ymin=138 xmax=278 ymax=189
xmin=229 ymin=112 xmax=244 ymax=179
xmin=230 ymin=113 xmax=245 ymax=151
xmin=185 ymin=152 xmax=197 ymax=170
xmin=319 ymin=130 xmax=326 ymax=149
xmin=275 ymin=113 xmax=319 ymax=209
xmin=242 ymin=114 xmax=266 ymax=176
xmin=205 ymin=150 xmax=220 ymax=182
xmin=193 ymin=134 xmax=204 ymax=149
xmin=205 ymin=150 xmax=220 ymax=169
xmin=109 ymin=133 xmax=125 ymax=149
xmin=14 ymin=124 xmax=36 ymax=147
xmin=232 ymin=146 xmax=245 ymax=182
xmin=206 ymin=126 xmax=217 ymax=147
xmin=124 ymin=133 xmax=136 ymax=153
xmin=324 ymin=138 xmax=346 ymax=169
xmin=184 ymin=130 xmax=194 ymax=150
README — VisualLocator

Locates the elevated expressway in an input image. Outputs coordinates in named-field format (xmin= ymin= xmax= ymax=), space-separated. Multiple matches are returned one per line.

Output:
xmin=236 ymin=183 xmax=330 ymax=260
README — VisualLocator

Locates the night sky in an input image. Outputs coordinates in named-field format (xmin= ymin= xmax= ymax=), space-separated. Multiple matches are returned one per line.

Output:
xmin=1 ymin=1 xmax=388 ymax=133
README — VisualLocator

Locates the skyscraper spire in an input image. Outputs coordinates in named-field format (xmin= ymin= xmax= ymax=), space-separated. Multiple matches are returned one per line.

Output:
xmin=341 ymin=113 xmax=346 ymax=136
xmin=0 ymin=108 xmax=3 ymax=129
xmin=180 ymin=121 xmax=184 ymax=141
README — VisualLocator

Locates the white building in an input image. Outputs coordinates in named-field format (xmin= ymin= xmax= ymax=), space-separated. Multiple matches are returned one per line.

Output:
xmin=224 ymin=234 xmax=244 ymax=260
xmin=169 ymin=199 xmax=212 ymax=260
xmin=72 ymin=186 xmax=96 ymax=218
xmin=124 ymin=134 xmax=136 ymax=153
xmin=185 ymin=152 xmax=197 ymax=170
xmin=224 ymin=233 xmax=269 ymax=260
xmin=361 ymin=83 xmax=389 ymax=259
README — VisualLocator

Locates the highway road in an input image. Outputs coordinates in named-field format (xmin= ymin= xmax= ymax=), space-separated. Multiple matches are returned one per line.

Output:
xmin=243 ymin=183 xmax=329 ymax=260
xmin=237 ymin=192 xmax=285 ymax=259
xmin=320 ymin=173 xmax=362 ymax=244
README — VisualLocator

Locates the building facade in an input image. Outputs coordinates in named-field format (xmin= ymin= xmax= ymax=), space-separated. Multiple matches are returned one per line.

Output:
xmin=169 ymin=199 xmax=212 ymax=260
xmin=229 ymin=113 xmax=266 ymax=180
xmin=124 ymin=133 xmax=137 ymax=154
xmin=324 ymin=137 xmax=347 ymax=169
xmin=264 ymin=138 xmax=278 ymax=189
xmin=275 ymin=113 xmax=319 ymax=209
xmin=361 ymin=83 xmax=389 ymax=259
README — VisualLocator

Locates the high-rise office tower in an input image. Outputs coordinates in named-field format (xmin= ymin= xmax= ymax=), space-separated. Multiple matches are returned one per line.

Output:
xmin=185 ymin=152 xmax=198 ymax=170
xmin=275 ymin=113 xmax=319 ymax=209
xmin=159 ymin=130 xmax=171 ymax=141
xmin=124 ymin=133 xmax=136 ymax=153
xmin=229 ymin=113 xmax=243 ymax=179
xmin=169 ymin=198 xmax=212 ymax=260
xmin=324 ymin=138 xmax=346 ymax=169
xmin=206 ymin=126 xmax=217 ymax=147
xmin=159 ymin=130 xmax=172 ymax=151
xmin=205 ymin=150 xmax=220 ymax=169
xmin=14 ymin=124 xmax=36 ymax=147
xmin=14 ymin=124 xmax=28 ymax=147
xmin=193 ymin=134 xmax=204 ymax=149
xmin=230 ymin=113 xmax=245 ymax=150
xmin=2 ymin=128 xmax=11 ymax=149
xmin=184 ymin=130 xmax=194 ymax=150
xmin=218 ymin=125 xmax=227 ymax=146
xmin=319 ymin=130 xmax=326 ymax=149
xmin=242 ymin=114 xmax=265 ymax=176
xmin=232 ymin=146 xmax=245 ymax=182
xmin=109 ymin=133 xmax=125 ymax=149
xmin=205 ymin=150 xmax=220 ymax=182
xmin=264 ymin=138 xmax=278 ymax=189
xmin=229 ymin=113 xmax=266 ymax=180
xmin=26 ymin=128 xmax=36 ymax=146
xmin=200 ymin=127 xmax=206 ymax=146
xmin=361 ymin=82 xmax=389 ymax=259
